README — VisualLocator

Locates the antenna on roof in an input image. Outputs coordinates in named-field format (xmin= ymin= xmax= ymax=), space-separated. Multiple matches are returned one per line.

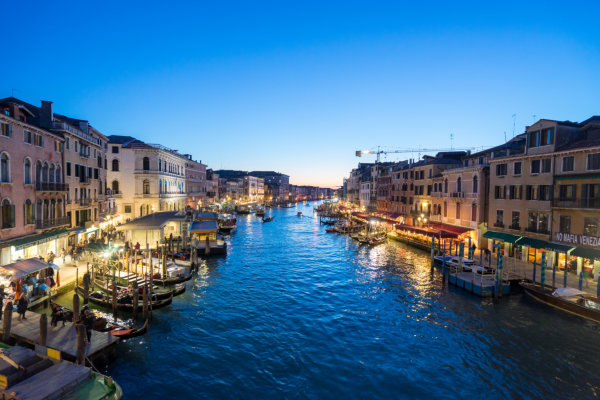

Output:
xmin=450 ymin=133 xmax=453 ymax=151
xmin=512 ymin=114 xmax=516 ymax=138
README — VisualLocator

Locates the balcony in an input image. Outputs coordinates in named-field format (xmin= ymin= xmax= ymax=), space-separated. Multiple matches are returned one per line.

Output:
xmin=450 ymin=192 xmax=464 ymax=198
xmin=525 ymin=226 xmax=550 ymax=235
xmin=35 ymin=216 xmax=70 ymax=230
xmin=100 ymin=208 xmax=117 ymax=217
xmin=79 ymin=198 xmax=92 ymax=207
xmin=79 ymin=175 xmax=90 ymax=184
xmin=552 ymin=198 xmax=600 ymax=209
xmin=51 ymin=121 xmax=101 ymax=145
xmin=35 ymin=182 xmax=69 ymax=192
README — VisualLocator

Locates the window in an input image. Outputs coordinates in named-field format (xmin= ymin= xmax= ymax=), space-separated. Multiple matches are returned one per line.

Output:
xmin=471 ymin=204 xmax=477 ymax=222
xmin=494 ymin=185 xmax=506 ymax=199
xmin=428 ymin=169 xmax=432 ymax=178
xmin=542 ymin=158 xmax=551 ymax=173
xmin=143 ymin=157 xmax=150 ymax=171
xmin=558 ymin=184 xmax=576 ymax=200
xmin=559 ymin=215 xmax=571 ymax=234
xmin=1 ymin=199 xmax=15 ymax=229
xmin=66 ymin=162 xmax=71 ymax=177
xmin=88 ymin=167 xmax=92 ymax=178
xmin=23 ymin=130 xmax=32 ymax=144
xmin=420 ymin=171 xmax=424 ymax=180
xmin=94 ymin=168 xmax=99 ymax=179
xmin=472 ymin=175 xmax=478 ymax=193
xmin=584 ymin=217 xmax=599 ymax=237
xmin=562 ymin=156 xmax=574 ymax=172
xmin=455 ymin=203 xmax=461 ymax=219
xmin=112 ymin=146 xmax=119 ymax=154
xmin=514 ymin=162 xmax=522 ymax=176
xmin=111 ymin=180 xmax=119 ymax=193
xmin=541 ymin=128 xmax=554 ymax=146
xmin=74 ymin=141 xmax=78 ymax=152
xmin=495 ymin=210 xmax=504 ymax=227
xmin=588 ymin=153 xmax=600 ymax=171
xmin=112 ymin=159 xmax=119 ymax=171
xmin=56 ymin=166 xmax=61 ymax=183
xmin=124 ymin=205 xmax=132 ymax=213
xmin=538 ymin=185 xmax=552 ymax=201
xmin=531 ymin=159 xmax=540 ymax=174
xmin=444 ymin=179 xmax=448 ymax=193
xmin=34 ymin=134 xmax=44 ymax=147
xmin=496 ymin=164 xmax=507 ymax=176
xmin=24 ymin=159 xmax=31 ymax=184
xmin=528 ymin=130 xmax=540 ymax=147
xmin=525 ymin=185 xmax=537 ymax=200
xmin=0 ymin=153 xmax=9 ymax=182
xmin=0 ymin=122 xmax=12 ymax=137
xmin=511 ymin=211 xmax=520 ymax=229
xmin=457 ymin=177 xmax=462 ymax=193
xmin=66 ymin=138 xmax=70 ymax=150
xmin=443 ymin=201 xmax=447 ymax=217
xmin=143 ymin=179 xmax=150 ymax=194
xmin=528 ymin=212 xmax=549 ymax=233
xmin=24 ymin=199 xmax=34 ymax=225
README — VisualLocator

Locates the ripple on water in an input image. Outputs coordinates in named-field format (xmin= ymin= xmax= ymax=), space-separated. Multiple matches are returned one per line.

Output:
xmin=105 ymin=203 xmax=600 ymax=399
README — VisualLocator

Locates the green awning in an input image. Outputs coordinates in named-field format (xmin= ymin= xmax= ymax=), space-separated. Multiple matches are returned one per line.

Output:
xmin=545 ymin=242 xmax=575 ymax=253
xmin=10 ymin=229 xmax=69 ymax=251
xmin=483 ymin=230 xmax=521 ymax=243
xmin=516 ymin=237 xmax=548 ymax=249
xmin=570 ymin=247 xmax=600 ymax=260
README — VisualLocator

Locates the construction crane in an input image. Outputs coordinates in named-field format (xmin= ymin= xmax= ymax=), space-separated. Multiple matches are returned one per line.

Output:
xmin=355 ymin=146 xmax=478 ymax=163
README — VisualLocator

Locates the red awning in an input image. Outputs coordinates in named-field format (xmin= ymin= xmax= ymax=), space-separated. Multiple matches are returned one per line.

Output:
xmin=394 ymin=224 xmax=452 ymax=238
xmin=429 ymin=223 xmax=472 ymax=236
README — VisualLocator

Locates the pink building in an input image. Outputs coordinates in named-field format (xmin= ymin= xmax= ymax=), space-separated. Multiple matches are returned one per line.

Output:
xmin=0 ymin=99 xmax=69 ymax=264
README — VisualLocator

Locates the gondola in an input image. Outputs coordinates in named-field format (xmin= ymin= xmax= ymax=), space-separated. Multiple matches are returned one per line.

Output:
xmin=262 ymin=217 xmax=274 ymax=223
xmin=325 ymin=228 xmax=336 ymax=233
xmin=152 ymin=272 xmax=193 ymax=286
xmin=520 ymin=282 xmax=600 ymax=323
xmin=109 ymin=319 xmax=148 ymax=339
xmin=92 ymin=277 xmax=186 ymax=300
xmin=75 ymin=285 xmax=173 ymax=312
xmin=49 ymin=301 xmax=148 ymax=339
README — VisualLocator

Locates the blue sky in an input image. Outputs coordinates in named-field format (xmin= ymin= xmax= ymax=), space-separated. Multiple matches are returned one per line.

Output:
xmin=2 ymin=1 xmax=599 ymax=187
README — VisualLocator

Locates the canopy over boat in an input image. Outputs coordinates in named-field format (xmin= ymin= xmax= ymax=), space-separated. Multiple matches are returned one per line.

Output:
xmin=188 ymin=220 xmax=219 ymax=233
xmin=553 ymin=288 xmax=585 ymax=298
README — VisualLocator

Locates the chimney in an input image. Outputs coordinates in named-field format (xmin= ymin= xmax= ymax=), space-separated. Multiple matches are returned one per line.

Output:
xmin=40 ymin=100 xmax=53 ymax=129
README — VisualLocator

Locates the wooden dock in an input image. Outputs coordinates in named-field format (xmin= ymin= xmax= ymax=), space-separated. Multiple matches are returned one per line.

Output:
xmin=1 ymin=311 xmax=119 ymax=360
xmin=449 ymin=272 xmax=511 ymax=297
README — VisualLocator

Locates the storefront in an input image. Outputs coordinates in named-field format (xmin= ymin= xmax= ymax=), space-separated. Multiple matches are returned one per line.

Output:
xmin=1 ymin=229 xmax=69 ymax=264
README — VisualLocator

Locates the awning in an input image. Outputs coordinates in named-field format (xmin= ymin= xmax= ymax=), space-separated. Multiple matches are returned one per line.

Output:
xmin=0 ymin=258 xmax=53 ymax=281
xmin=430 ymin=223 xmax=472 ymax=236
xmin=188 ymin=220 xmax=219 ymax=233
xmin=8 ymin=229 xmax=69 ymax=251
xmin=545 ymin=242 xmax=575 ymax=253
xmin=570 ymin=247 xmax=600 ymax=260
xmin=516 ymin=237 xmax=548 ymax=249
xmin=395 ymin=224 xmax=453 ymax=238
xmin=483 ymin=230 xmax=521 ymax=243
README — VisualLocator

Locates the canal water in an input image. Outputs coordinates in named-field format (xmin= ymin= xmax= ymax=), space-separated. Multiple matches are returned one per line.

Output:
xmin=94 ymin=203 xmax=599 ymax=399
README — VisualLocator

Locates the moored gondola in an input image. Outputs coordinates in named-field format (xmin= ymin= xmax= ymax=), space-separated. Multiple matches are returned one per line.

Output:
xmin=75 ymin=285 xmax=173 ymax=312
xmin=93 ymin=276 xmax=186 ymax=300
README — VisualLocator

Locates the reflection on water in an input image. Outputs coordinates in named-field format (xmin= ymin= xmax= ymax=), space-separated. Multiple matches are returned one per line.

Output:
xmin=103 ymin=202 xmax=600 ymax=399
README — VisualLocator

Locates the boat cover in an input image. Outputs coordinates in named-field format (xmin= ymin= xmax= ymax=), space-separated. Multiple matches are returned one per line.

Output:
xmin=552 ymin=288 xmax=585 ymax=298
xmin=0 ymin=258 xmax=53 ymax=281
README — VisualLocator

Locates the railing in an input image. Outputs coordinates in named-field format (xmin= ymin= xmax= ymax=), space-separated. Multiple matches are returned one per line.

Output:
xmin=450 ymin=192 xmax=464 ymax=198
xmin=100 ymin=208 xmax=117 ymax=216
xmin=552 ymin=198 xmax=600 ymax=209
xmin=525 ymin=227 xmax=550 ymax=234
xmin=134 ymin=169 xmax=183 ymax=177
xmin=35 ymin=182 xmax=69 ymax=192
xmin=79 ymin=151 xmax=90 ymax=158
xmin=79 ymin=175 xmax=90 ymax=184
xmin=35 ymin=216 xmax=70 ymax=229
xmin=79 ymin=198 xmax=92 ymax=206
xmin=509 ymin=224 xmax=521 ymax=230
xmin=51 ymin=121 xmax=101 ymax=145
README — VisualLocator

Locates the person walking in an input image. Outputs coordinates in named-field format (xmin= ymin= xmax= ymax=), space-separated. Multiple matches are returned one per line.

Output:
xmin=17 ymin=295 xmax=28 ymax=320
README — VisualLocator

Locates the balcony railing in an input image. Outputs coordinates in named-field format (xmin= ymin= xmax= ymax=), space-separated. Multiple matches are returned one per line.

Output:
xmin=35 ymin=216 xmax=70 ymax=229
xmin=79 ymin=198 xmax=92 ymax=206
xmin=509 ymin=224 xmax=521 ymax=230
xmin=51 ymin=121 xmax=101 ymax=145
xmin=450 ymin=192 xmax=464 ymax=198
xmin=552 ymin=198 xmax=600 ymax=209
xmin=100 ymin=208 xmax=117 ymax=217
xmin=493 ymin=222 xmax=504 ymax=228
xmin=35 ymin=182 xmax=69 ymax=192
xmin=525 ymin=226 xmax=550 ymax=234
xmin=79 ymin=175 xmax=90 ymax=184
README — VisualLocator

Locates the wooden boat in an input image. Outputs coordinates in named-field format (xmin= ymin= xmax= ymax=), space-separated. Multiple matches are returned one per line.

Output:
xmin=93 ymin=277 xmax=186 ymax=300
xmin=322 ymin=220 xmax=335 ymax=226
xmin=368 ymin=232 xmax=388 ymax=245
xmin=76 ymin=285 xmax=173 ymax=313
xmin=325 ymin=228 xmax=336 ymax=233
xmin=263 ymin=217 xmax=274 ymax=223
xmin=520 ymin=282 xmax=600 ymax=323
xmin=109 ymin=319 xmax=148 ymax=339
xmin=297 ymin=212 xmax=303 ymax=217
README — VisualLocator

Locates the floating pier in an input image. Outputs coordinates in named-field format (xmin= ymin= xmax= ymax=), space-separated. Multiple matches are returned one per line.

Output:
xmin=1 ymin=311 xmax=119 ymax=361
xmin=448 ymin=272 xmax=511 ymax=297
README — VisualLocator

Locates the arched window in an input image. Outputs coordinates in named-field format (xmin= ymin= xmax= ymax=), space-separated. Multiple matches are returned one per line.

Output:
xmin=444 ymin=179 xmax=448 ymax=193
xmin=35 ymin=161 xmax=42 ymax=184
xmin=24 ymin=199 xmax=34 ymax=225
xmin=0 ymin=153 xmax=9 ymax=183
xmin=473 ymin=175 xmax=478 ymax=193
xmin=36 ymin=199 xmax=42 ymax=221
xmin=143 ymin=179 xmax=150 ymax=194
xmin=43 ymin=199 xmax=49 ymax=222
xmin=49 ymin=164 xmax=55 ymax=183
xmin=158 ymin=179 xmax=162 ymax=194
xmin=42 ymin=162 xmax=48 ymax=183
xmin=1 ymin=199 xmax=15 ymax=229
xmin=56 ymin=166 xmax=62 ymax=183
xmin=24 ymin=158 xmax=31 ymax=184
xmin=112 ymin=180 xmax=120 ymax=193
xmin=158 ymin=159 xmax=162 ymax=171
xmin=457 ymin=177 xmax=462 ymax=193
xmin=57 ymin=199 xmax=63 ymax=218
xmin=50 ymin=199 xmax=56 ymax=220
xmin=143 ymin=157 xmax=150 ymax=171
xmin=471 ymin=203 xmax=477 ymax=222
xmin=112 ymin=159 xmax=119 ymax=171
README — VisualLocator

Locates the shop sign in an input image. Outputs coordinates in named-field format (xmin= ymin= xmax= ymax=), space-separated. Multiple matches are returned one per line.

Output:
xmin=555 ymin=232 xmax=600 ymax=247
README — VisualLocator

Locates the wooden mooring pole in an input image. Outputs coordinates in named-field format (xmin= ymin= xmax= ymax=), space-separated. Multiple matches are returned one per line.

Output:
xmin=2 ymin=302 xmax=13 ymax=343
xmin=39 ymin=314 xmax=48 ymax=346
